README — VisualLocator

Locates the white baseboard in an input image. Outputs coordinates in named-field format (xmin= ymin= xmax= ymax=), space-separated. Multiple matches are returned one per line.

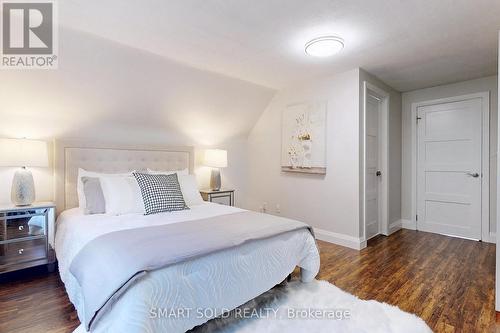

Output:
xmin=484 ymin=232 xmax=496 ymax=244
xmin=387 ymin=220 xmax=402 ymax=235
xmin=400 ymin=220 xmax=496 ymax=243
xmin=401 ymin=219 xmax=416 ymax=230
xmin=314 ymin=228 xmax=366 ymax=250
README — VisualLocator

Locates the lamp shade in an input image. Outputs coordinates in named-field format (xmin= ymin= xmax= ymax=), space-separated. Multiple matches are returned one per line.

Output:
xmin=0 ymin=138 xmax=49 ymax=167
xmin=204 ymin=149 xmax=227 ymax=168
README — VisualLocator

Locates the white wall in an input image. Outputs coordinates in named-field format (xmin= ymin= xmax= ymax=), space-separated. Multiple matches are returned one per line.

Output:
xmin=401 ymin=75 xmax=498 ymax=236
xmin=495 ymin=32 xmax=500 ymax=312
xmin=247 ymin=69 xmax=360 ymax=241
xmin=0 ymin=28 xmax=275 ymax=207
xmin=247 ymin=68 xmax=402 ymax=249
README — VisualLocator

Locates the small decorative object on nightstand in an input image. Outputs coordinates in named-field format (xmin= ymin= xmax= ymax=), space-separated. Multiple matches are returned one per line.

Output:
xmin=0 ymin=202 xmax=56 ymax=274
xmin=0 ymin=138 xmax=49 ymax=206
xmin=200 ymin=189 xmax=234 ymax=206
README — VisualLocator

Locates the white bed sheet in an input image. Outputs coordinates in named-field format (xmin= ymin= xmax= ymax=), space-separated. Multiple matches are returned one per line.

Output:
xmin=55 ymin=203 xmax=320 ymax=333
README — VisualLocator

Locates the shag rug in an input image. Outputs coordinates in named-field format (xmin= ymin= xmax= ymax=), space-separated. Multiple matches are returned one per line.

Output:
xmin=192 ymin=279 xmax=432 ymax=333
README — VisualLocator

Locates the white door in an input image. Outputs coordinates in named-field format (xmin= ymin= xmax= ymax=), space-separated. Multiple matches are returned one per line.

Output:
xmin=365 ymin=93 xmax=381 ymax=239
xmin=417 ymin=98 xmax=483 ymax=239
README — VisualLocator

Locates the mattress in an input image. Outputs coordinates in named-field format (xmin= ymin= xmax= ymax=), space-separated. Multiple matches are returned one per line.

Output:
xmin=55 ymin=203 xmax=320 ymax=332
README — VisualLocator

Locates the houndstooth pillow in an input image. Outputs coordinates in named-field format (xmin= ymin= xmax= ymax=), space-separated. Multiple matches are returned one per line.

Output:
xmin=133 ymin=172 xmax=188 ymax=215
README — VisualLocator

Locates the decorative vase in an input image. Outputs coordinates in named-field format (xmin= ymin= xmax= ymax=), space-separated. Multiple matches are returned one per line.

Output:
xmin=301 ymin=141 xmax=312 ymax=168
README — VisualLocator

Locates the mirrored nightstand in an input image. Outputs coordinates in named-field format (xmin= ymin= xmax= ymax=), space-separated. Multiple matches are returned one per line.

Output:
xmin=0 ymin=202 xmax=56 ymax=274
xmin=200 ymin=189 xmax=235 ymax=206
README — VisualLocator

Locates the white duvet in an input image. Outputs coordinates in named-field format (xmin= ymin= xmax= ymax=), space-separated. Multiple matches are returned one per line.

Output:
xmin=55 ymin=203 xmax=320 ymax=333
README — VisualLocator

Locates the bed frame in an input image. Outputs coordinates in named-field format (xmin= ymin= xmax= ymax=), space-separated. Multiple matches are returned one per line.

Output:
xmin=53 ymin=139 xmax=194 ymax=214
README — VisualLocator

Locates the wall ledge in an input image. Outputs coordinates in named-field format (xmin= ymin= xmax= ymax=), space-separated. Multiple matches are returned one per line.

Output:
xmin=314 ymin=228 xmax=366 ymax=250
xmin=401 ymin=219 xmax=416 ymax=230
xmin=387 ymin=219 xmax=403 ymax=235
xmin=401 ymin=219 xmax=495 ymax=243
xmin=485 ymin=232 xmax=496 ymax=244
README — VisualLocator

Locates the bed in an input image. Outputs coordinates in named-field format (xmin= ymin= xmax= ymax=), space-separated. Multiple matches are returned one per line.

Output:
xmin=53 ymin=140 xmax=320 ymax=333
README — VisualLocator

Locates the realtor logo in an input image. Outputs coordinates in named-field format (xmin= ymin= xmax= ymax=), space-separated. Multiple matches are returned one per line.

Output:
xmin=1 ymin=0 xmax=58 ymax=69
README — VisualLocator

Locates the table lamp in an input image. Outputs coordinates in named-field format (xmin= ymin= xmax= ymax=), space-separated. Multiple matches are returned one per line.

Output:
xmin=204 ymin=149 xmax=227 ymax=191
xmin=0 ymin=138 xmax=49 ymax=206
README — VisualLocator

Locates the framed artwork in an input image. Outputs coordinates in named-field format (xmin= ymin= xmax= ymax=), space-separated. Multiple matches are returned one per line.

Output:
xmin=281 ymin=101 xmax=327 ymax=174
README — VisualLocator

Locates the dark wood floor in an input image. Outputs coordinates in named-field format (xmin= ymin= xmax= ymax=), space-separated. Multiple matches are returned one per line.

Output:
xmin=0 ymin=229 xmax=497 ymax=332
xmin=316 ymin=230 xmax=497 ymax=333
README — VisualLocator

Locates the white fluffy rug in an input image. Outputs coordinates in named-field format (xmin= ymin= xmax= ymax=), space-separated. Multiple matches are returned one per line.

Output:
xmin=193 ymin=280 xmax=432 ymax=333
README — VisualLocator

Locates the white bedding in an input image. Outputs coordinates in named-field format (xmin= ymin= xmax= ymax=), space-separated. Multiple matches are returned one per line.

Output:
xmin=55 ymin=203 xmax=320 ymax=333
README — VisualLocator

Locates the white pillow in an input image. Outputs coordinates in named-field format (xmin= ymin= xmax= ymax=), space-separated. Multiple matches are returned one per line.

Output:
xmin=76 ymin=168 xmax=133 ymax=208
xmin=99 ymin=176 xmax=145 ymax=215
xmin=147 ymin=168 xmax=189 ymax=176
xmin=178 ymin=174 xmax=204 ymax=207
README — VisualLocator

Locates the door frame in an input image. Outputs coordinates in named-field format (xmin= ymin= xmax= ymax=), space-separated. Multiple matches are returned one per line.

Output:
xmin=362 ymin=81 xmax=389 ymax=241
xmin=410 ymin=92 xmax=491 ymax=241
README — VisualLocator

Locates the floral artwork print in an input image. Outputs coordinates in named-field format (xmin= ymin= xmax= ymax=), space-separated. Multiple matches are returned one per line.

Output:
xmin=282 ymin=102 xmax=327 ymax=174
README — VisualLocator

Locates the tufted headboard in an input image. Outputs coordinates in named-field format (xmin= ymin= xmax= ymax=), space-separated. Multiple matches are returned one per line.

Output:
xmin=54 ymin=139 xmax=194 ymax=214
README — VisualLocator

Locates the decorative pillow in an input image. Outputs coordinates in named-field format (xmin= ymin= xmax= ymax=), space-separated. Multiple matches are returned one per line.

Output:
xmin=81 ymin=177 xmax=105 ymax=215
xmin=133 ymin=172 xmax=188 ymax=215
xmin=77 ymin=168 xmax=133 ymax=208
xmin=178 ymin=174 xmax=204 ymax=207
xmin=99 ymin=176 xmax=145 ymax=215
xmin=147 ymin=168 xmax=189 ymax=176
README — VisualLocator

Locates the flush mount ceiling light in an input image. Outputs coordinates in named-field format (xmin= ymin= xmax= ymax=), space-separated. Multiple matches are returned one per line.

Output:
xmin=305 ymin=36 xmax=344 ymax=57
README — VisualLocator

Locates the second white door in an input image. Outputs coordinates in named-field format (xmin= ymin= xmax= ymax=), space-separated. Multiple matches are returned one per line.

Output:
xmin=417 ymin=98 xmax=483 ymax=240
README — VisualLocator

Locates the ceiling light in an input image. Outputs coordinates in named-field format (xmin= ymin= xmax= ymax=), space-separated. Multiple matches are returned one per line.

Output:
xmin=305 ymin=36 xmax=344 ymax=57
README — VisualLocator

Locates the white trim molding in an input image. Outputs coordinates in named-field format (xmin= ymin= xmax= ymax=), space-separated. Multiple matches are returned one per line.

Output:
xmin=387 ymin=219 xmax=403 ymax=235
xmin=495 ymin=36 xmax=499 ymax=312
xmin=401 ymin=219 xmax=416 ymax=230
xmin=409 ymin=92 xmax=490 ymax=241
xmin=485 ymin=232 xmax=496 ymax=244
xmin=314 ymin=228 xmax=367 ymax=250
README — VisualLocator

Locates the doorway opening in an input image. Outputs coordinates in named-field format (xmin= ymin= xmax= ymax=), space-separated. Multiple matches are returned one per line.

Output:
xmin=363 ymin=82 xmax=389 ymax=241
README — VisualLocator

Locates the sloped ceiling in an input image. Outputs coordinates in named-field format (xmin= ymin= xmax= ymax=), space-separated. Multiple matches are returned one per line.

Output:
xmin=60 ymin=0 xmax=500 ymax=91
xmin=0 ymin=28 xmax=275 ymax=145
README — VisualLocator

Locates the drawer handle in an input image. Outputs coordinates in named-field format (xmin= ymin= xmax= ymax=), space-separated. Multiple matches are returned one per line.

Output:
xmin=18 ymin=225 xmax=24 ymax=231
xmin=18 ymin=248 xmax=24 ymax=255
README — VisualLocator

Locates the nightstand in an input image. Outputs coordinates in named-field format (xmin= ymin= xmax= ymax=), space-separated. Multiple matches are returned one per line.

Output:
xmin=200 ymin=189 xmax=235 ymax=206
xmin=0 ymin=202 xmax=56 ymax=274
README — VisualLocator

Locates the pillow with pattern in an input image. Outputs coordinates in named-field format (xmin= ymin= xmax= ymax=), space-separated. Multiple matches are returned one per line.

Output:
xmin=133 ymin=172 xmax=188 ymax=215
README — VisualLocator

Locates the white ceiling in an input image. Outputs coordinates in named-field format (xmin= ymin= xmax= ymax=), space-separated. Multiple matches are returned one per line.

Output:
xmin=61 ymin=0 xmax=500 ymax=91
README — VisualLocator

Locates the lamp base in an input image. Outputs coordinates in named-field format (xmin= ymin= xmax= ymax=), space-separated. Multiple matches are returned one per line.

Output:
xmin=210 ymin=168 xmax=221 ymax=191
xmin=11 ymin=167 xmax=35 ymax=206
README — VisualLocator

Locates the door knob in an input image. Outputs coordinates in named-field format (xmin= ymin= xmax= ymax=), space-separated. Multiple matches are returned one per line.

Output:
xmin=376 ymin=171 xmax=382 ymax=177
xmin=466 ymin=172 xmax=479 ymax=178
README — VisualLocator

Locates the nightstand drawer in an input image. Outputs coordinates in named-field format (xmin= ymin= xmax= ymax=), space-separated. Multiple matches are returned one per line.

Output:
xmin=0 ymin=238 xmax=47 ymax=266
xmin=0 ymin=212 xmax=47 ymax=241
